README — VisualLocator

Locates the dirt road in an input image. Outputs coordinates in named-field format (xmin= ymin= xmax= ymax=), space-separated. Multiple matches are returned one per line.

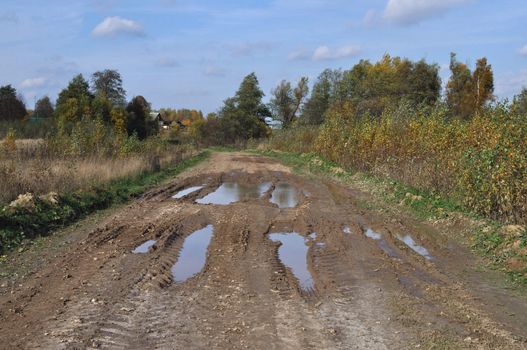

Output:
xmin=1 ymin=152 xmax=526 ymax=349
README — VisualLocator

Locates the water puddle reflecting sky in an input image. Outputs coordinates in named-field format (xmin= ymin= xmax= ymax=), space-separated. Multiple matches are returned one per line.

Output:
xmin=363 ymin=228 xmax=401 ymax=259
xmin=196 ymin=182 xmax=271 ymax=205
xmin=365 ymin=228 xmax=382 ymax=240
xmin=132 ymin=240 xmax=157 ymax=254
xmin=172 ymin=186 xmax=204 ymax=199
xmin=269 ymin=233 xmax=314 ymax=291
xmin=397 ymin=234 xmax=433 ymax=260
xmin=270 ymin=182 xmax=299 ymax=209
xmin=171 ymin=225 xmax=214 ymax=283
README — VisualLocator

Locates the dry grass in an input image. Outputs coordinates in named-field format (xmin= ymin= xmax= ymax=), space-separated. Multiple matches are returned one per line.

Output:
xmin=0 ymin=142 xmax=188 ymax=205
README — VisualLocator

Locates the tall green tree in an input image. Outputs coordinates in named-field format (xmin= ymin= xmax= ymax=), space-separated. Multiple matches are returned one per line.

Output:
xmin=126 ymin=95 xmax=157 ymax=139
xmin=234 ymin=73 xmax=271 ymax=121
xmin=0 ymin=85 xmax=27 ymax=121
xmin=91 ymin=69 xmax=126 ymax=107
xmin=217 ymin=73 xmax=270 ymax=143
xmin=407 ymin=60 xmax=442 ymax=106
xmin=270 ymin=77 xmax=309 ymax=128
xmin=55 ymin=74 xmax=93 ymax=126
xmin=301 ymin=69 xmax=342 ymax=125
xmin=34 ymin=96 xmax=54 ymax=118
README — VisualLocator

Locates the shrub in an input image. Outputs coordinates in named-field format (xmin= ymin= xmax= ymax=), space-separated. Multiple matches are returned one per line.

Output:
xmin=268 ymin=101 xmax=527 ymax=225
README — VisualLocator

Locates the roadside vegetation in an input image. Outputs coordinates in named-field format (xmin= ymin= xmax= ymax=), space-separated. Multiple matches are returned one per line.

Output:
xmin=0 ymin=69 xmax=206 ymax=252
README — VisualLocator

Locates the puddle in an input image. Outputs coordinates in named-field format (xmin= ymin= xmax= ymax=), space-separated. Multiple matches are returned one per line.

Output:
xmin=171 ymin=225 xmax=214 ymax=283
xmin=365 ymin=228 xmax=382 ymax=240
xmin=270 ymin=182 xmax=299 ymax=208
xmin=196 ymin=182 xmax=271 ymax=205
xmin=364 ymin=228 xmax=401 ymax=259
xmin=172 ymin=186 xmax=204 ymax=199
xmin=132 ymin=240 xmax=156 ymax=254
xmin=343 ymin=226 xmax=351 ymax=235
xmin=397 ymin=234 xmax=433 ymax=260
xmin=269 ymin=233 xmax=314 ymax=291
xmin=378 ymin=240 xmax=402 ymax=259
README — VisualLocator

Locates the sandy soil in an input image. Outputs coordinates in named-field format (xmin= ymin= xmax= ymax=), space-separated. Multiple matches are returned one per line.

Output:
xmin=0 ymin=152 xmax=526 ymax=349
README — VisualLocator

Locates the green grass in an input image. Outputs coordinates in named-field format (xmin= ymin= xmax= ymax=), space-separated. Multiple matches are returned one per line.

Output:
xmin=253 ymin=149 xmax=462 ymax=220
xmin=0 ymin=150 xmax=210 ymax=253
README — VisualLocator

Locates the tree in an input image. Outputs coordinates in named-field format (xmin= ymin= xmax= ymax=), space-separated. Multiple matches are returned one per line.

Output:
xmin=126 ymin=95 xmax=157 ymax=139
xmin=446 ymin=53 xmax=494 ymax=119
xmin=270 ymin=77 xmax=309 ymax=128
xmin=235 ymin=73 xmax=271 ymax=121
xmin=92 ymin=94 xmax=113 ymax=123
xmin=337 ymin=55 xmax=440 ymax=118
xmin=213 ymin=73 xmax=271 ymax=143
xmin=56 ymin=74 xmax=92 ymax=108
xmin=301 ymin=69 xmax=342 ymax=125
xmin=473 ymin=58 xmax=494 ymax=111
xmin=55 ymin=74 xmax=93 ymax=125
xmin=0 ymin=85 xmax=27 ymax=121
xmin=446 ymin=53 xmax=475 ymax=119
xmin=34 ymin=96 xmax=54 ymax=118
xmin=91 ymin=69 xmax=126 ymax=107
xmin=513 ymin=88 xmax=527 ymax=115
xmin=110 ymin=107 xmax=127 ymax=134
xmin=407 ymin=60 xmax=441 ymax=106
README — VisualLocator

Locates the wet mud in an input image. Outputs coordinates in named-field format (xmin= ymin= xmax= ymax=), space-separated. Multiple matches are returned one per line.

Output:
xmin=0 ymin=152 xmax=525 ymax=349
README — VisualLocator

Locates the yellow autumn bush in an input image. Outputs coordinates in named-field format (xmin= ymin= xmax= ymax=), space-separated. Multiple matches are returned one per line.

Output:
xmin=270 ymin=102 xmax=527 ymax=224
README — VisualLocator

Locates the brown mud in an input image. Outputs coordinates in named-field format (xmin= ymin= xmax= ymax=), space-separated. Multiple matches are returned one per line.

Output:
xmin=0 ymin=152 xmax=526 ymax=349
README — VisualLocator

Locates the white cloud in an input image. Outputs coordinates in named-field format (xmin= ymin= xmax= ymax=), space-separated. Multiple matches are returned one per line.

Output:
xmin=20 ymin=77 xmax=47 ymax=89
xmin=288 ymin=49 xmax=311 ymax=61
xmin=92 ymin=16 xmax=144 ymax=37
xmin=384 ymin=0 xmax=472 ymax=25
xmin=313 ymin=45 xmax=361 ymax=61
xmin=520 ymin=45 xmax=527 ymax=57
xmin=205 ymin=66 xmax=226 ymax=77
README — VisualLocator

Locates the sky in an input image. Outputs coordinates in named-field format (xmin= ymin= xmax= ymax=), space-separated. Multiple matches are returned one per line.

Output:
xmin=1 ymin=0 xmax=526 ymax=113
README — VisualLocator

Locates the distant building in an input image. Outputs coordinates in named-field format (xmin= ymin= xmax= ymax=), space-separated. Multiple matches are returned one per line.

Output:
xmin=150 ymin=111 xmax=170 ymax=130
xmin=151 ymin=111 xmax=188 ymax=131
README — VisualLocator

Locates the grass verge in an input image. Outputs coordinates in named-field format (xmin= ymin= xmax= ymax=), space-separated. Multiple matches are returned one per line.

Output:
xmin=0 ymin=150 xmax=210 ymax=253
xmin=252 ymin=149 xmax=527 ymax=288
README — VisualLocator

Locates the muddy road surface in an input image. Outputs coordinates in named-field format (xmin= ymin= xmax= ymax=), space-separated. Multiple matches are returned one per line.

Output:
xmin=1 ymin=152 xmax=526 ymax=349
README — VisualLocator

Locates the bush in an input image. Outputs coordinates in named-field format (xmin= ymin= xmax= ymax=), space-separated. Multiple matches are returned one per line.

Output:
xmin=265 ymin=126 xmax=319 ymax=154
xmin=268 ymin=101 xmax=527 ymax=225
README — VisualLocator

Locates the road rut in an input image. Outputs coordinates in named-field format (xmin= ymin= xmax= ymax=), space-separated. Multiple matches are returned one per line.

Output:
xmin=0 ymin=152 xmax=526 ymax=349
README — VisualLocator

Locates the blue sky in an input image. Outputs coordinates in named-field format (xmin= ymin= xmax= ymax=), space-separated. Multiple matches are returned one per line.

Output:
xmin=1 ymin=0 xmax=526 ymax=113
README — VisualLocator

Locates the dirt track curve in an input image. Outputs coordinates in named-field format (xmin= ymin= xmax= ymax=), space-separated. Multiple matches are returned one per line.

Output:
xmin=1 ymin=152 xmax=526 ymax=349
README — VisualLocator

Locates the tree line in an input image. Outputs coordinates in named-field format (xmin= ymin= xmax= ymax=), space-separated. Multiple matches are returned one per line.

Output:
xmin=191 ymin=52 xmax=526 ymax=146
xmin=1 ymin=70 xmax=159 ymax=140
